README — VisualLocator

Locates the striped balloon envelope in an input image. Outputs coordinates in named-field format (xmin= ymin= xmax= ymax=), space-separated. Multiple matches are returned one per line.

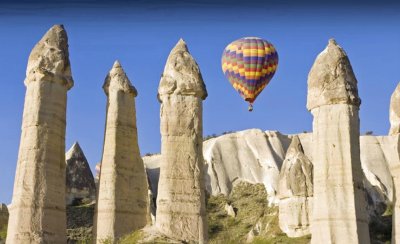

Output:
xmin=221 ymin=37 xmax=278 ymax=111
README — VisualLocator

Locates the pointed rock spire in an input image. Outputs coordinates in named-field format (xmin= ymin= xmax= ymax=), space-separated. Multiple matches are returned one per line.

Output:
xmin=66 ymin=141 xmax=83 ymax=159
xmin=103 ymin=60 xmax=137 ymax=96
xmin=158 ymin=39 xmax=207 ymax=100
xmin=25 ymin=24 xmax=73 ymax=89
xmin=278 ymin=136 xmax=313 ymax=238
xmin=307 ymin=39 xmax=360 ymax=110
xmin=65 ymin=142 xmax=96 ymax=205
xmin=389 ymin=82 xmax=400 ymax=135
xmin=95 ymin=59 xmax=148 ymax=242
xmin=279 ymin=136 xmax=313 ymax=198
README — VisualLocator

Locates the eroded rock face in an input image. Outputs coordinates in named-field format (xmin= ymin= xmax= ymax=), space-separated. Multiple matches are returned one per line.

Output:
xmin=156 ymin=39 xmax=208 ymax=243
xmin=388 ymin=86 xmax=400 ymax=127
xmin=65 ymin=142 xmax=96 ymax=206
xmin=387 ymin=82 xmax=400 ymax=243
xmin=94 ymin=61 xmax=148 ymax=243
xmin=360 ymin=136 xmax=394 ymax=207
xmin=391 ymin=138 xmax=400 ymax=244
xmin=308 ymin=39 xmax=370 ymax=244
xmin=278 ymin=136 xmax=313 ymax=237
xmin=94 ymin=162 xmax=101 ymax=190
xmin=203 ymin=129 xmax=290 ymax=205
xmin=7 ymin=25 xmax=72 ymax=244
xmin=144 ymin=130 xmax=395 ymax=237
xmin=389 ymin=83 xmax=400 ymax=136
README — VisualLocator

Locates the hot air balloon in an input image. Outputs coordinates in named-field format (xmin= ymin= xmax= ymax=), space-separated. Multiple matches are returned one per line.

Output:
xmin=221 ymin=37 xmax=278 ymax=111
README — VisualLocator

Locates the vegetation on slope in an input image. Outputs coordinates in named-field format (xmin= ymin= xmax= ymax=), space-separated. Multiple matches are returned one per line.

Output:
xmin=70 ymin=181 xmax=393 ymax=243
xmin=207 ymin=182 xmax=311 ymax=244
xmin=120 ymin=182 xmax=310 ymax=244
xmin=0 ymin=224 xmax=7 ymax=242
xmin=67 ymin=203 xmax=94 ymax=243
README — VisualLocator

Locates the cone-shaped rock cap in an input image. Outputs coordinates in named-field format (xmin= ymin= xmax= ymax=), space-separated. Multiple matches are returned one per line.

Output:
xmin=66 ymin=141 xmax=84 ymax=160
xmin=286 ymin=135 xmax=305 ymax=156
xmin=103 ymin=60 xmax=138 ymax=97
xmin=65 ymin=141 xmax=96 ymax=203
xmin=389 ymin=82 xmax=400 ymax=135
xmin=279 ymin=135 xmax=313 ymax=198
xmin=306 ymin=39 xmax=360 ymax=110
xmin=25 ymin=24 xmax=73 ymax=89
xmin=158 ymin=39 xmax=207 ymax=101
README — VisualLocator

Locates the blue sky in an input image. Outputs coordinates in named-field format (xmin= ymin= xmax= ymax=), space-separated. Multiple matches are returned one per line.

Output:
xmin=0 ymin=1 xmax=399 ymax=204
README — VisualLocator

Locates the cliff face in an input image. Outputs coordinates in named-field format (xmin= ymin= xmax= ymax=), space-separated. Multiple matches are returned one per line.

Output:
xmin=203 ymin=129 xmax=290 ymax=205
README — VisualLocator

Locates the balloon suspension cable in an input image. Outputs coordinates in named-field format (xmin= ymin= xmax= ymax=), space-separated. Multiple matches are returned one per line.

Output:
xmin=248 ymin=103 xmax=253 ymax=112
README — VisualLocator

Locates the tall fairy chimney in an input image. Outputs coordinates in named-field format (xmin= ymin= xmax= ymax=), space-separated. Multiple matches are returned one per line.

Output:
xmin=156 ymin=39 xmax=208 ymax=243
xmin=94 ymin=61 xmax=149 ymax=243
xmin=307 ymin=39 xmax=370 ymax=244
xmin=7 ymin=25 xmax=73 ymax=243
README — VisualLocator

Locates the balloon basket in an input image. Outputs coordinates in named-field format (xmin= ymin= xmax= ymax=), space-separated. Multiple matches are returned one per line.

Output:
xmin=248 ymin=104 xmax=253 ymax=112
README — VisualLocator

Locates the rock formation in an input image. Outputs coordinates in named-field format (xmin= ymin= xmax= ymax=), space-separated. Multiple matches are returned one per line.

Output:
xmin=6 ymin=25 xmax=73 ymax=243
xmin=155 ymin=39 xmax=208 ymax=243
xmin=224 ymin=203 xmax=236 ymax=218
xmin=278 ymin=136 xmax=313 ymax=237
xmin=203 ymin=129 xmax=290 ymax=205
xmin=94 ymin=61 xmax=149 ymax=243
xmin=360 ymin=136 xmax=394 ymax=212
xmin=143 ymin=154 xmax=161 ymax=201
xmin=144 ymin=131 xmax=393 ymax=210
xmin=0 ymin=204 xmax=8 ymax=230
xmin=143 ymin=154 xmax=161 ymax=224
xmin=144 ymin=129 xmax=396 ymax=241
xmin=65 ymin=142 xmax=96 ymax=205
xmin=307 ymin=39 xmax=370 ymax=243
xmin=388 ymin=82 xmax=400 ymax=244
xmin=389 ymin=83 xmax=400 ymax=136
xmin=94 ymin=162 xmax=101 ymax=190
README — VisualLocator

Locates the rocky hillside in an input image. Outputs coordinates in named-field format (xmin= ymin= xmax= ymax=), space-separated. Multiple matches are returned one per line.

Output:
xmin=66 ymin=203 xmax=94 ymax=244
xmin=145 ymin=129 xmax=393 ymax=208
xmin=121 ymin=182 xmax=311 ymax=244
xmin=143 ymin=128 xmax=394 ymax=242
xmin=65 ymin=128 xmax=395 ymax=243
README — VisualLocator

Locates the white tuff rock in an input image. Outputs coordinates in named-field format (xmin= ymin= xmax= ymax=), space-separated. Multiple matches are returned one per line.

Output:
xmin=156 ymin=39 xmax=208 ymax=243
xmin=389 ymin=82 xmax=400 ymax=136
xmin=203 ymin=129 xmax=290 ymax=205
xmin=144 ymin=130 xmax=395 ymax=240
xmin=94 ymin=61 xmax=148 ymax=243
xmin=224 ymin=203 xmax=236 ymax=218
xmin=6 ymin=25 xmax=72 ymax=244
xmin=387 ymin=82 xmax=400 ymax=243
xmin=307 ymin=39 xmax=370 ymax=244
xmin=278 ymin=136 xmax=313 ymax=237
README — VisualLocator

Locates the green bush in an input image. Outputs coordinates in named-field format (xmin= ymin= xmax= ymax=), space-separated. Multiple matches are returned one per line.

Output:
xmin=0 ymin=225 xmax=7 ymax=241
